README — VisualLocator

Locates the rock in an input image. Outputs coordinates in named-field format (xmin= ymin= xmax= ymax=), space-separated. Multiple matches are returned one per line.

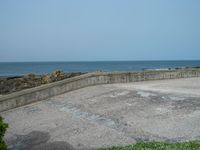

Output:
xmin=24 ymin=73 xmax=36 ymax=79
xmin=0 ymin=70 xmax=84 ymax=95
xmin=41 ymin=75 xmax=51 ymax=84
xmin=50 ymin=70 xmax=65 ymax=82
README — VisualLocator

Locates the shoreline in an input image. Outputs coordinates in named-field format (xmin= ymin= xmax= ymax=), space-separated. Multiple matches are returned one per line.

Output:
xmin=1 ymin=66 xmax=200 ymax=78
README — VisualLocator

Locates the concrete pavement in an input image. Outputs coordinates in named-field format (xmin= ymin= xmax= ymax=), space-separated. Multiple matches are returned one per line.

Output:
xmin=2 ymin=77 xmax=200 ymax=150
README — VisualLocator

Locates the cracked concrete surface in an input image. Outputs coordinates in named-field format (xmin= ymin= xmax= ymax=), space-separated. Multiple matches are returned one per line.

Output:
xmin=1 ymin=77 xmax=200 ymax=150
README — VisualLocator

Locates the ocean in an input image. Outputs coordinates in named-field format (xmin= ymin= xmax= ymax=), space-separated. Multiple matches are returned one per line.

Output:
xmin=0 ymin=60 xmax=200 ymax=77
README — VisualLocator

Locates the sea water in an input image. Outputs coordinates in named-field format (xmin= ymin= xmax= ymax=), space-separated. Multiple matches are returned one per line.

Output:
xmin=0 ymin=60 xmax=200 ymax=76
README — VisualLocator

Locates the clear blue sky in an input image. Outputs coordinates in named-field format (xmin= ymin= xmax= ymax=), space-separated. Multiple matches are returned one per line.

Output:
xmin=0 ymin=0 xmax=200 ymax=62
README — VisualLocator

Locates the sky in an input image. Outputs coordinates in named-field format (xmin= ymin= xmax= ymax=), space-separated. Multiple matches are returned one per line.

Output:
xmin=0 ymin=0 xmax=200 ymax=62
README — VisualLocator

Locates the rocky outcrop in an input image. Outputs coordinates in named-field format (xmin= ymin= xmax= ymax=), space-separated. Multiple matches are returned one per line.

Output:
xmin=0 ymin=70 xmax=83 ymax=95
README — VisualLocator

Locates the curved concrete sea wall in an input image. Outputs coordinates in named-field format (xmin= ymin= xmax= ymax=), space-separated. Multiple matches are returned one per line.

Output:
xmin=1 ymin=69 xmax=200 ymax=112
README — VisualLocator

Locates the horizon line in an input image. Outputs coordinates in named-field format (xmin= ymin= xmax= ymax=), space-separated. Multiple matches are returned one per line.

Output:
xmin=0 ymin=59 xmax=200 ymax=63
